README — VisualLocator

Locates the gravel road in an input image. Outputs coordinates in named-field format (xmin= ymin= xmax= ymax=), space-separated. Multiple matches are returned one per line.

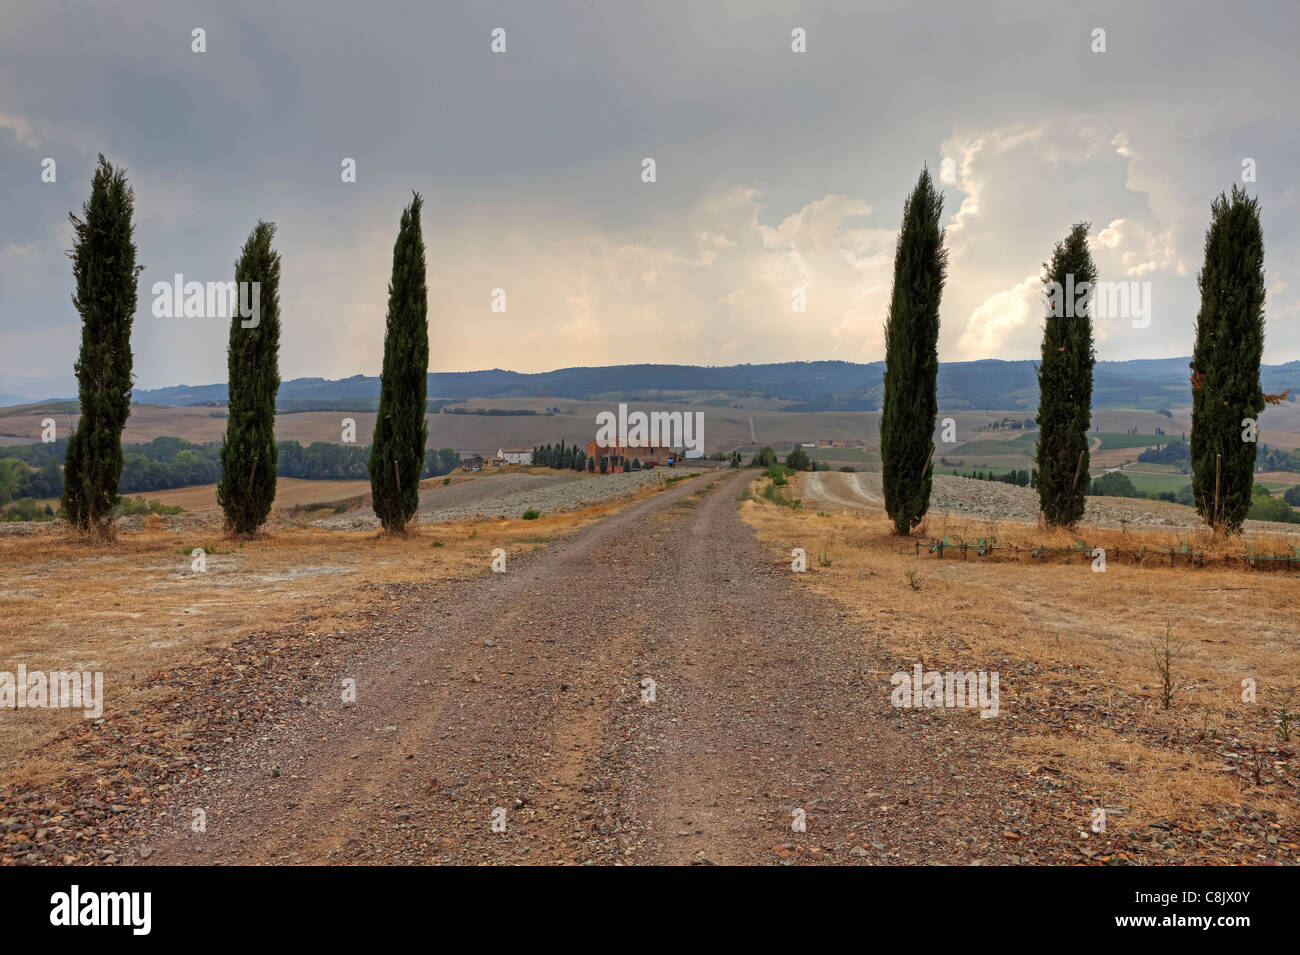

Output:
xmin=121 ymin=468 xmax=1066 ymax=865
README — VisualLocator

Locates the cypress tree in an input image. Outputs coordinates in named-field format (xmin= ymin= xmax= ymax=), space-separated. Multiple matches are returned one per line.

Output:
xmin=61 ymin=155 xmax=142 ymax=539
xmin=1035 ymin=223 xmax=1097 ymax=527
xmin=1190 ymin=186 xmax=1265 ymax=533
xmin=217 ymin=221 xmax=281 ymax=535
xmin=369 ymin=193 xmax=429 ymax=532
xmin=880 ymin=168 xmax=947 ymax=534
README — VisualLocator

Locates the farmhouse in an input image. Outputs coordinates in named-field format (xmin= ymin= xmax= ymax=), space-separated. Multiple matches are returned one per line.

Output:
xmin=497 ymin=448 xmax=533 ymax=465
xmin=586 ymin=439 xmax=680 ymax=469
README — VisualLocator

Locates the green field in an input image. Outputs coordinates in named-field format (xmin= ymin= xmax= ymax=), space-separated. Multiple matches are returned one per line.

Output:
xmin=1094 ymin=432 xmax=1180 ymax=450
xmin=1103 ymin=470 xmax=1188 ymax=495
xmin=1090 ymin=467 xmax=1295 ymax=497
xmin=952 ymin=433 xmax=1038 ymax=457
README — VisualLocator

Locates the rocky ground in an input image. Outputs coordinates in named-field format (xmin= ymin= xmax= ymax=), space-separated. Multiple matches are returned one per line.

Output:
xmin=313 ymin=469 xmax=668 ymax=530
xmin=813 ymin=471 xmax=1300 ymax=536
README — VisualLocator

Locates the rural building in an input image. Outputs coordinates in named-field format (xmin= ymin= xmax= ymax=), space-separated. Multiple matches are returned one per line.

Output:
xmin=586 ymin=439 xmax=679 ymax=468
xmin=497 ymin=448 xmax=533 ymax=465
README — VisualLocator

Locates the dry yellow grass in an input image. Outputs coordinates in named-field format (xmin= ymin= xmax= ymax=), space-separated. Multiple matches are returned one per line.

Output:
xmin=741 ymin=472 xmax=1300 ymax=834
xmin=0 ymin=478 xmax=669 ymax=782
xmin=118 ymin=478 xmax=374 ymax=513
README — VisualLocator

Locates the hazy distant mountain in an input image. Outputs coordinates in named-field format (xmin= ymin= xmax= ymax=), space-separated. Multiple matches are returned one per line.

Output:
xmin=0 ymin=374 xmax=78 ymax=405
xmin=105 ymin=358 xmax=1300 ymax=412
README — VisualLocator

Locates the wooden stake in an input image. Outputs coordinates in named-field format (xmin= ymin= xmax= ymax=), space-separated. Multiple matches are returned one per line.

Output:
xmin=1214 ymin=452 xmax=1222 ymax=528
xmin=1070 ymin=449 xmax=1086 ymax=490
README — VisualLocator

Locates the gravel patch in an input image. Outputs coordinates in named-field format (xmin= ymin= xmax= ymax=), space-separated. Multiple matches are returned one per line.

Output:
xmin=827 ymin=471 xmax=1300 ymax=536
xmin=315 ymin=469 xmax=669 ymax=530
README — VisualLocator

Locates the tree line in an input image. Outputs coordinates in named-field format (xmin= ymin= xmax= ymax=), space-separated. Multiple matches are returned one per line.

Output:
xmin=47 ymin=156 xmax=1280 ymax=538
xmin=880 ymin=168 xmax=1270 ymax=535
xmin=0 ymin=436 xmax=461 ymax=503
xmin=56 ymin=158 xmax=435 ymax=535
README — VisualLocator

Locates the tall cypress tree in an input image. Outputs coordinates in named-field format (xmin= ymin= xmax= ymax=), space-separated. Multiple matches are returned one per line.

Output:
xmin=217 ymin=221 xmax=282 ymax=535
xmin=1035 ymin=223 xmax=1097 ymax=527
xmin=1190 ymin=186 xmax=1265 ymax=533
xmin=61 ymin=155 xmax=142 ymax=539
xmin=369 ymin=193 xmax=429 ymax=532
xmin=881 ymin=168 xmax=947 ymax=534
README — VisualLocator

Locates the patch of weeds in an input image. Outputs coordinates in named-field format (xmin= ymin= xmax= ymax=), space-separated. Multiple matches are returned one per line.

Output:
xmin=430 ymin=541 xmax=444 ymax=548
xmin=114 ymin=496 xmax=183 ymax=517
xmin=1149 ymin=625 xmax=1182 ymax=710
xmin=1277 ymin=687 xmax=1298 ymax=742
xmin=1195 ymin=706 xmax=1218 ymax=742
xmin=760 ymin=481 xmax=801 ymax=509
xmin=762 ymin=464 xmax=793 ymax=486
xmin=522 ymin=509 xmax=541 ymax=520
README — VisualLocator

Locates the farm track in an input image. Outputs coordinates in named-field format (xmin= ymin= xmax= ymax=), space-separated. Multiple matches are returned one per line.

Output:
xmin=119 ymin=468 xmax=1046 ymax=864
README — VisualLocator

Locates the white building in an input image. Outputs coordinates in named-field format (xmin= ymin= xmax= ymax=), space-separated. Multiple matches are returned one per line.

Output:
xmin=497 ymin=447 xmax=533 ymax=465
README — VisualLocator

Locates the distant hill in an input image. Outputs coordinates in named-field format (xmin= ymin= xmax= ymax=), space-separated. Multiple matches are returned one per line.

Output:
xmin=74 ymin=358 xmax=1300 ymax=413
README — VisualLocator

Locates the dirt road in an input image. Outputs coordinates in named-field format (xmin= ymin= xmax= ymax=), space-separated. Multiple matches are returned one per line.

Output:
xmin=119 ymin=469 xmax=1053 ymax=864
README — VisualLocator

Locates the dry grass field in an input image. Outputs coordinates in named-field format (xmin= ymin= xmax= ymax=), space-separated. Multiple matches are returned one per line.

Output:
xmin=0 ymin=477 xmax=672 ymax=787
xmin=48 ymin=478 xmax=375 ymax=514
xmin=741 ymin=472 xmax=1300 ymax=857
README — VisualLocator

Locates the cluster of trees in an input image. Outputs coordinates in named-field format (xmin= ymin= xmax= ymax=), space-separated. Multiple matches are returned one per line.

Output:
xmin=1255 ymin=443 xmax=1300 ymax=472
xmin=953 ymin=469 xmax=1033 ymax=488
xmin=444 ymin=407 xmax=542 ymax=416
xmin=52 ymin=163 xmax=440 ymax=535
xmin=879 ymin=169 xmax=1271 ymax=535
xmin=0 ymin=436 xmax=462 ymax=507
xmin=784 ymin=448 xmax=812 ymax=471
xmin=531 ymin=442 xmax=587 ymax=470
xmin=1137 ymin=440 xmax=1191 ymax=466
xmin=1090 ymin=472 xmax=1152 ymax=499
xmin=0 ymin=452 xmax=64 ymax=503
xmin=1248 ymin=484 xmax=1300 ymax=523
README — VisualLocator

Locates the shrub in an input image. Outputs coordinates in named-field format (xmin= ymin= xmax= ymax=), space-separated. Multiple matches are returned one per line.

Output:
xmin=522 ymin=509 xmax=540 ymax=520
xmin=784 ymin=448 xmax=812 ymax=471
xmin=762 ymin=464 xmax=792 ymax=486
xmin=1247 ymin=489 xmax=1300 ymax=524
xmin=2 ymin=498 xmax=54 ymax=522
xmin=1090 ymin=471 xmax=1140 ymax=498
xmin=760 ymin=481 xmax=801 ymax=509
xmin=113 ymin=496 xmax=183 ymax=517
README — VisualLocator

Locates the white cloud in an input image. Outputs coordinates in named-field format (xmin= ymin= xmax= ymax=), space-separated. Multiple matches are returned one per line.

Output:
xmin=956 ymin=274 xmax=1041 ymax=359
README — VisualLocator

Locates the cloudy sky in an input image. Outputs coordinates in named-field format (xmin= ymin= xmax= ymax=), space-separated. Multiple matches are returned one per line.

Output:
xmin=2 ymin=0 xmax=1299 ymax=398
